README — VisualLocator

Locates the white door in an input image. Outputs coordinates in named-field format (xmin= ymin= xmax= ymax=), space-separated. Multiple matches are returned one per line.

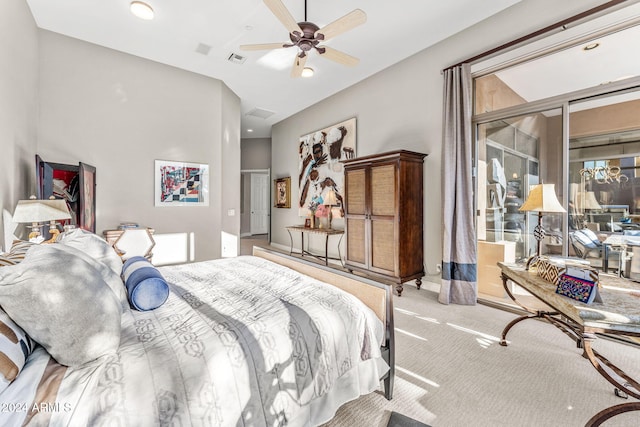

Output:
xmin=250 ymin=173 xmax=269 ymax=235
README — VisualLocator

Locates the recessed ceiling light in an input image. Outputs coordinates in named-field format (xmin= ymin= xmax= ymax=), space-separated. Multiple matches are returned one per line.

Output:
xmin=130 ymin=1 xmax=154 ymax=20
xmin=247 ymin=129 xmax=254 ymax=133
xmin=301 ymin=67 xmax=314 ymax=78
xmin=583 ymin=42 xmax=600 ymax=51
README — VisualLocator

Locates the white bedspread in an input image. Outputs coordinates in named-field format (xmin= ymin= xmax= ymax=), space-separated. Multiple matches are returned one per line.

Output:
xmin=2 ymin=256 xmax=387 ymax=427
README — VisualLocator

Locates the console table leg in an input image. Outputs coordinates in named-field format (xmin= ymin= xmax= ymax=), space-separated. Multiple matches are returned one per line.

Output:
xmin=287 ymin=229 xmax=294 ymax=256
xmin=585 ymin=402 xmax=640 ymax=427
xmin=325 ymin=235 xmax=329 ymax=266
xmin=499 ymin=315 xmax=534 ymax=346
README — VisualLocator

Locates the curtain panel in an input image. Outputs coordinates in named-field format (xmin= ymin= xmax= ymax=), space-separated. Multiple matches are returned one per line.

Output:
xmin=439 ymin=63 xmax=477 ymax=305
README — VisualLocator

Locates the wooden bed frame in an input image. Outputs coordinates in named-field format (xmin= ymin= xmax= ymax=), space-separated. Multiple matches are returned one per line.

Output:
xmin=253 ymin=246 xmax=395 ymax=400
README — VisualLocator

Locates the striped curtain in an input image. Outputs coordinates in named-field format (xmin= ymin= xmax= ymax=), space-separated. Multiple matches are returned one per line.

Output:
xmin=439 ymin=64 xmax=477 ymax=305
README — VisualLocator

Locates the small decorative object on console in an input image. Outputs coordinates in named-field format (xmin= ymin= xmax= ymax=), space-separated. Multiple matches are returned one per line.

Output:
xmin=536 ymin=256 xmax=599 ymax=286
xmin=556 ymin=273 xmax=601 ymax=304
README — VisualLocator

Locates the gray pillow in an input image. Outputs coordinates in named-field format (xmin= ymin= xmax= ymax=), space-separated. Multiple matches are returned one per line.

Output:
xmin=0 ymin=244 xmax=122 ymax=367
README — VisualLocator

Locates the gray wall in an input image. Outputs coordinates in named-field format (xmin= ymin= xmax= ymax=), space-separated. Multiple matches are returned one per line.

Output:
xmin=36 ymin=31 xmax=240 ymax=261
xmin=241 ymin=138 xmax=272 ymax=170
xmin=270 ymin=0 xmax=607 ymax=273
xmin=0 ymin=1 xmax=39 ymax=250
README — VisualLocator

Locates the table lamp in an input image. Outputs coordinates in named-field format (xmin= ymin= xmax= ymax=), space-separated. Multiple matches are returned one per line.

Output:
xmin=574 ymin=191 xmax=601 ymax=229
xmin=324 ymin=190 xmax=338 ymax=229
xmin=12 ymin=196 xmax=72 ymax=243
xmin=519 ymin=183 xmax=566 ymax=270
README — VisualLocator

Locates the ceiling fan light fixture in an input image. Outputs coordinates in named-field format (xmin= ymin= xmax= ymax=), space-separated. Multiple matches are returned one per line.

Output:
xmin=130 ymin=1 xmax=154 ymax=20
xmin=301 ymin=67 xmax=314 ymax=78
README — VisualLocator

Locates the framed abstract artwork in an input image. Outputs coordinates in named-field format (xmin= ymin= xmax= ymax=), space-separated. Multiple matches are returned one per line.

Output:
xmin=298 ymin=117 xmax=356 ymax=216
xmin=155 ymin=160 xmax=209 ymax=207
xmin=274 ymin=177 xmax=291 ymax=208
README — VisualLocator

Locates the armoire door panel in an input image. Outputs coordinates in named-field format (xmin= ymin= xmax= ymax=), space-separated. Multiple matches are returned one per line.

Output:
xmin=346 ymin=218 xmax=366 ymax=265
xmin=371 ymin=164 xmax=396 ymax=217
xmin=371 ymin=220 xmax=396 ymax=274
xmin=345 ymin=169 xmax=366 ymax=215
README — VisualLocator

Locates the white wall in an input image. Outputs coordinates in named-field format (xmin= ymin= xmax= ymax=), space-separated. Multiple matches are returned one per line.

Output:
xmin=0 ymin=0 xmax=39 ymax=250
xmin=36 ymin=30 xmax=240 ymax=261
xmin=271 ymin=0 xmax=607 ymax=275
xmin=220 ymin=83 xmax=242 ymax=255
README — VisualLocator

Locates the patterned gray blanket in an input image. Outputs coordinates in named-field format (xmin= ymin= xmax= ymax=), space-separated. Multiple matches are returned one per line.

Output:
xmin=5 ymin=256 xmax=387 ymax=427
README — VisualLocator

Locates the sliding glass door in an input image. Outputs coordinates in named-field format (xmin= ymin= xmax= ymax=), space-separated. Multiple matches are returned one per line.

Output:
xmin=471 ymin=6 xmax=640 ymax=306
xmin=476 ymin=108 xmax=563 ymax=301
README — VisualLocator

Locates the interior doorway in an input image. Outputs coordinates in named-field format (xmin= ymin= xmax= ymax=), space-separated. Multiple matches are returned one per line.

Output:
xmin=240 ymin=169 xmax=270 ymax=239
xmin=250 ymin=172 xmax=269 ymax=234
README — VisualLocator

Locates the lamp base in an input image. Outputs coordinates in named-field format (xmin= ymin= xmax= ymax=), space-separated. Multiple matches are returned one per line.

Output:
xmin=44 ymin=228 xmax=61 ymax=244
xmin=27 ymin=222 xmax=43 ymax=241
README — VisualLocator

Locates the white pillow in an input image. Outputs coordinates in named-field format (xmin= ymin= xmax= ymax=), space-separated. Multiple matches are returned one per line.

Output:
xmin=0 ymin=244 xmax=122 ymax=367
xmin=57 ymin=228 xmax=123 ymax=276
xmin=57 ymin=229 xmax=127 ymax=308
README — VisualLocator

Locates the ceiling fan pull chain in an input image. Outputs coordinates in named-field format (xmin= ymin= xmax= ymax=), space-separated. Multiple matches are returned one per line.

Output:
xmin=304 ymin=0 xmax=307 ymax=22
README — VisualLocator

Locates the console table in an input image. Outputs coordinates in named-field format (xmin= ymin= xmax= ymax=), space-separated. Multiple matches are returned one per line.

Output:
xmin=498 ymin=262 xmax=640 ymax=426
xmin=286 ymin=225 xmax=344 ymax=266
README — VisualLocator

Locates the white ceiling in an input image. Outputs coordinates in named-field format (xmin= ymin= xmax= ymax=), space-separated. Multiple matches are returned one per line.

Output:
xmin=496 ymin=23 xmax=640 ymax=105
xmin=25 ymin=0 xmax=521 ymax=138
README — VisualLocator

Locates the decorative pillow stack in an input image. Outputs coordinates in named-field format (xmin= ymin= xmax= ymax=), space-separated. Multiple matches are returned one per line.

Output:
xmin=122 ymin=256 xmax=170 ymax=311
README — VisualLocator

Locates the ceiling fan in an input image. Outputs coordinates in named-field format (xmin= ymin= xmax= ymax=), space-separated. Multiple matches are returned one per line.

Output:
xmin=240 ymin=0 xmax=366 ymax=77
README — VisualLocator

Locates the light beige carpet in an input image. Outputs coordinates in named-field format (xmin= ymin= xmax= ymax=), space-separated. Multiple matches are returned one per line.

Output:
xmin=322 ymin=284 xmax=640 ymax=427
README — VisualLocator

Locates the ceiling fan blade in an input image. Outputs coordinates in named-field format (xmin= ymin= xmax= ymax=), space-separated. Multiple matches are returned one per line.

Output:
xmin=291 ymin=54 xmax=307 ymax=78
xmin=315 ymin=9 xmax=366 ymax=41
xmin=240 ymin=43 xmax=289 ymax=51
xmin=318 ymin=46 xmax=359 ymax=67
xmin=264 ymin=0 xmax=303 ymax=36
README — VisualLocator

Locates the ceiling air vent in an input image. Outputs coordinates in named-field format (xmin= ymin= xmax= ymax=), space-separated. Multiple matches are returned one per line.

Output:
xmin=245 ymin=107 xmax=275 ymax=119
xmin=195 ymin=43 xmax=211 ymax=56
xmin=227 ymin=52 xmax=246 ymax=64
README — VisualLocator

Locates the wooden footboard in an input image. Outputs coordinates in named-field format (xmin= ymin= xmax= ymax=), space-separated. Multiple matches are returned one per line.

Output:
xmin=252 ymin=246 xmax=395 ymax=399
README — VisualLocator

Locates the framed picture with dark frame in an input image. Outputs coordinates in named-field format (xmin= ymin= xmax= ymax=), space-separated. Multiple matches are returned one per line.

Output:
xmin=274 ymin=177 xmax=291 ymax=208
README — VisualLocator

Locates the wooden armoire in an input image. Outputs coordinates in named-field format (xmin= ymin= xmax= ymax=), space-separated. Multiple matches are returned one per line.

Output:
xmin=343 ymin=150 xmax=426 ymax=296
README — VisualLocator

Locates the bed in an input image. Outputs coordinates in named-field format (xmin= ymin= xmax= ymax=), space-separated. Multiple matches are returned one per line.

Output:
xmin=0 ymin=232 xmax=394 ymax=427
